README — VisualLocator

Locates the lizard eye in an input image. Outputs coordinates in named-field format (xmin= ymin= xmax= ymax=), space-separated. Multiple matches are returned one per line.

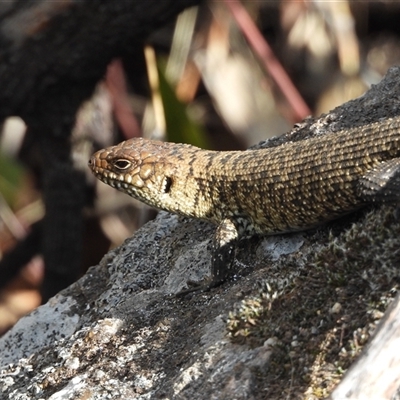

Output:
xmin=113 ymin=159 xmax=131 ymax=170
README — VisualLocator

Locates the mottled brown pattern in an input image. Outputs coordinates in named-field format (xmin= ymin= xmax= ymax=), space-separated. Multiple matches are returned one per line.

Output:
xmin=88 ymin=117 xmax=400 ymax=292
xmin=89 ymin=117 xmax=400 ymax=237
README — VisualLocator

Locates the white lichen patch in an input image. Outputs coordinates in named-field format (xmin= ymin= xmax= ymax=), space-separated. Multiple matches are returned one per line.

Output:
xmin=0 ymin=295 xmax=80 ymax=368
xmin=259 ymin=233 xmax=304 ymax=261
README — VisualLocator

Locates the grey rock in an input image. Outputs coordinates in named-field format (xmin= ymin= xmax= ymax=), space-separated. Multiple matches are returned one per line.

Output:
xmin=2 ymin=67 xmax=400 ymax=399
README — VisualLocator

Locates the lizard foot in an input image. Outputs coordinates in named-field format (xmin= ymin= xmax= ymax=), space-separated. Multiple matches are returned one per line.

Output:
xmin=175 ymin=278 xmax=221 ymax=297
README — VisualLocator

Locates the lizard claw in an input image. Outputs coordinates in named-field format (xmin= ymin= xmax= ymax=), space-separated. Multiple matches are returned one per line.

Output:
xmin=175 ymin=278 xmax=219 ymax=297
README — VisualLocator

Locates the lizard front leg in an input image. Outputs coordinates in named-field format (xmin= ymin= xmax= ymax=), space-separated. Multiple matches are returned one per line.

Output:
xmin=176 ymin=218 xmax=240 ymax=296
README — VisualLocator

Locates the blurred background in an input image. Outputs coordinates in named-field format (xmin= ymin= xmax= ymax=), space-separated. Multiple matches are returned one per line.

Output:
xmin=1 ymin=0 xmax=400 ymax=334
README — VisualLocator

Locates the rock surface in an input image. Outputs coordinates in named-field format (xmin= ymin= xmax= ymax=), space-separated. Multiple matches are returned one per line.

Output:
xmin=2 ymin=68 xmax=400 ymax=399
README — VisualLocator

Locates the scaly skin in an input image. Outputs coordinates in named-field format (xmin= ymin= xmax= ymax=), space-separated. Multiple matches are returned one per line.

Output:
xmin=88 ymin=117 xmax=400 ymax=293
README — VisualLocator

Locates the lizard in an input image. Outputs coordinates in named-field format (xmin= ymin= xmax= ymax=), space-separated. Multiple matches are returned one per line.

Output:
xmin=88 ymin=116 xmax=400 ymax=294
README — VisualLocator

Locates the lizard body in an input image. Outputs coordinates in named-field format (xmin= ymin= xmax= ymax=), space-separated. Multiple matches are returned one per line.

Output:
xmin=89 ymin=117 xmax=400 ymax=293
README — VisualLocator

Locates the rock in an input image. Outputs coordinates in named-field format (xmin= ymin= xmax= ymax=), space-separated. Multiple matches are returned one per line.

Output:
xmin=2 ymin=67 xmax=400 ymax=399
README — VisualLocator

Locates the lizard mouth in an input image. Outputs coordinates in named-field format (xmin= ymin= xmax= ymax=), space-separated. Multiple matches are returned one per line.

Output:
xmin=88 ymin=155 xmax=143 ymax=195
xmin=88 ymin=156 xmax=106 ymax=182
xmin=88 ymin=155 xmax=100 ymax=173
xmin=88 ymin=156 xmax=115 ymax=186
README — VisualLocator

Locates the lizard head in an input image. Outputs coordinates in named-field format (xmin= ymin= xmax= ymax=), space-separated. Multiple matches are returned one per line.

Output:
xmin=88 ymin=138 xmax=178 ymax=209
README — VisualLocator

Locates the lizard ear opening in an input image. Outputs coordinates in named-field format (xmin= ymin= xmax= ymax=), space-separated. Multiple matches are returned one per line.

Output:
xmin=163 ymin=176 xmax=173 ymax=194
